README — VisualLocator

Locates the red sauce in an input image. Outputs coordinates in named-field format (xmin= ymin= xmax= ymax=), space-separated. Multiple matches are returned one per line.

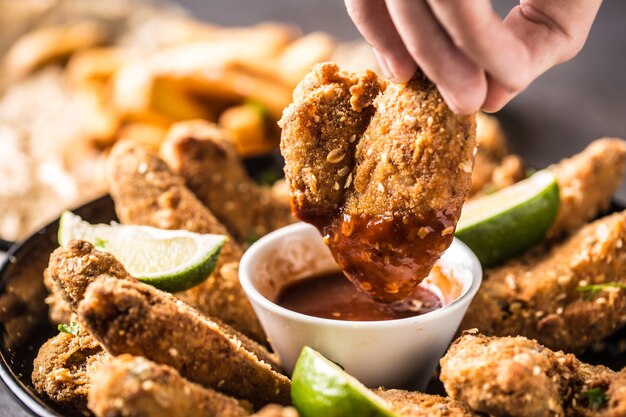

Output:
xmin=276 ymin=270 xmax=443 ymax=321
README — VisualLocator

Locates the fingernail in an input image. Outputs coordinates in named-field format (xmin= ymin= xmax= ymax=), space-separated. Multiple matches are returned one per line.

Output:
xmin=373 ymin=48 xmax=393 ymax=80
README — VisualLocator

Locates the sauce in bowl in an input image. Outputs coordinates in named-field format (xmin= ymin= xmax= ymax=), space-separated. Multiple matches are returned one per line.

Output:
xmin=276 ymin=268 xmax=444 ymax=321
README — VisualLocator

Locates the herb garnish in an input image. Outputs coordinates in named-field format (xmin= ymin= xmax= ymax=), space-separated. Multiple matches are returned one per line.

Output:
xmin=58 ymin=321 xmax=80 ymax=335
xmin=576 ymin=283 xmax=626 ymax=301
xmin=244 ymin=234 xmax=261 ymax=246
xmin=581 ymin=387 xmax=608 ymax=410
xmin=254 ymin=169 xmax=282 ymax=186
xmin=94 ymin=237 xmax=108 ymax=249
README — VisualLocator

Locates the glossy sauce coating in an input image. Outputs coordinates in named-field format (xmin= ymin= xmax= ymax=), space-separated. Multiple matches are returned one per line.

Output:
xmin=276 ymin=270 xmax=443 ymax=321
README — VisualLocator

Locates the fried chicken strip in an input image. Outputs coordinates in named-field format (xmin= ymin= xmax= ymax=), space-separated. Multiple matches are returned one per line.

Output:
xmin=106 ymin=139 xmax=264 ymax=342
xmin=78 ymin=275 xmax=290 ymax=409
xmin=461 ymin=211 xmax=626 ymax=352
xmin=32 ymin=324 xmax=108 ymax=414
xmin=280 ymin=62 xmax=476 ymax=302
xmin=440 ymin=332 xmax=623 ymax=417
xmin=88 ymin=354 xmax=252 ymax=417
xmin=373 ymin=389 xmax=479 ymax=417
xmin=548 ymin=138 xmax=626 ymax=238
xmin=160 ymin=120 xmax=294 ymax=243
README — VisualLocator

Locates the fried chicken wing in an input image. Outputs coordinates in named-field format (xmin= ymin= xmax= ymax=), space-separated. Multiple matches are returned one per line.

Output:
xmin=440 ymin=332 xmax=622 ymax=417
xmin=548 ymin=138 xmax=626 ymax=238
xmin=461 ymin=211 xmax=626 ymax=352
xmin=106 ymin=140 xmax=265 ymax=342
xmin=280 ymin=62 xmax=476 ymax=302
xmin=78 ymin=275 xmax=290 ymax=409
xmin=373 ymin=389 xmax=479 ymax=417
xmin=32 ymin=325 xmax=109 ymax=414
xmin=88 ymin=354 xmax=252 ymax=417
xmin=160 ymin=120 xmax=294 ymax=243
xmin=43 ymin=266 xmax=72 ymax=324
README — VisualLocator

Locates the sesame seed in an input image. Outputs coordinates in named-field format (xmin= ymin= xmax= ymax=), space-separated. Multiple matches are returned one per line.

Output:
xmin=344 ymin=173 xmax=353 ymax=188
xmin=377 ymin=182 xmax=385 ymax=192
xmin=349 ymin=134 xmax=356 ymax=143
xmin=327 ymin=148 xmax=345 ymax=163
xmin=442 ymin=226 xmax=454 ymax=236
xmin=333 ymin=182 xmax=340 ymax=190
xmin=338 ymin=166 xmax=349 ymax=177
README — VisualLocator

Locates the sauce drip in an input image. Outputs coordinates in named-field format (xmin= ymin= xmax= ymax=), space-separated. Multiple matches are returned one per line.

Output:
xmin=297 ymin=208 xmax=456 ymax=302
xmin=276 ymin=270 xmax=443 ymax=321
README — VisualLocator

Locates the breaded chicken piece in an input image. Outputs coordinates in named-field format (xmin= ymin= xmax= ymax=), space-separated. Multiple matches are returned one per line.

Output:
xmin=78 ymin=276 xmax=290 ymax=409
xmin=106 ymin=140 xmax=265 ymax=342
xmin=548 ymin=138 xmax=626 ymax=238
xmin=374 ymin=389 xmax=479 ymax=417
xmin=32 ymin=324 xmax=109 ymax=414
xmin=280 ymin=62 xmax=476 ymax=302
xmin=43 ymin=267 xmax=72 ymax=324
xmin=440 ymin=332 xmax=621 ymax=417
xmin=88 ymin=354 xmax=252 ymax=417
xmin=48 ymin=240 xmax=131 ymax=311
xmin=461 ymin=211 xmax=626 ymax=352
xmin=470 ymin=113 xmax=525 ymax=197
xmin=160 ymin=120 xmax=294 ymax=243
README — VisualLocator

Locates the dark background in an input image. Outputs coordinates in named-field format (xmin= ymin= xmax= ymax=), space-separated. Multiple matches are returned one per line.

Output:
xmin=2 ymin=0 xmax=625 ymax=414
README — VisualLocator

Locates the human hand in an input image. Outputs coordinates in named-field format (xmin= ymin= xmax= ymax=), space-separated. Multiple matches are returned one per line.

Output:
xmin=345 ymin=0 xmax=602 ymax=114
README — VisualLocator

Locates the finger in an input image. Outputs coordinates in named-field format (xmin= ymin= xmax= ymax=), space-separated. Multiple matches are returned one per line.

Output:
xmin=386 ymin=0 xmax=487 ymax=114
xmin=345 ymin=0 xmax=416 ymax=81
xmin=426 ymin=0 xmax=531 ymax=92
xmin=504 ymin=1 xmax=602 ymax=75
xmin=481 ymin=0 xmax=603 ymax=111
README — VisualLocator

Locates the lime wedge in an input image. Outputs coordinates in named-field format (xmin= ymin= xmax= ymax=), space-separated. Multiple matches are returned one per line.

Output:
xmin=455 ymin=170 xmax=560 ymax=266
xmin=58 ymin=211 xmax=226 ymax=292
xmin=291 ymin=347 xmax=397 ymax=417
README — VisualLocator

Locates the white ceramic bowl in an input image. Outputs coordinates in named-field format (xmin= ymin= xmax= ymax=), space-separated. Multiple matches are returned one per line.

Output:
xmin=239 ymin=222 xmax=482 ymax=389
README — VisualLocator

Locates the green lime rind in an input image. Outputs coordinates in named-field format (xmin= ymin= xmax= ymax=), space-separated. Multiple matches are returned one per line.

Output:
xmin=455 ymin=171 xmax=560 ymax=267
xmin=133 ymin=239 xmax=224 ymax=292
xmin=58 ymin=211 xmax=227 ymax=293
xmin=291 ymin=347 xmax=398 ymax=417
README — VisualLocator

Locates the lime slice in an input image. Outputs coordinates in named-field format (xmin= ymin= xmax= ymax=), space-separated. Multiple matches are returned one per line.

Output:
xmin=455 ymin=170 xmax=560 ymax=266
xmin=58 ymin=211 xmax=226 ymax=292
xmin=291 ymin=347 xmax=397 ymax=417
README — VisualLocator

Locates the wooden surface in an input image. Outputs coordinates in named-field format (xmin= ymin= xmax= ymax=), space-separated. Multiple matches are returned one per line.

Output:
xmin=2 ymin=1 xmax=626 ymax=415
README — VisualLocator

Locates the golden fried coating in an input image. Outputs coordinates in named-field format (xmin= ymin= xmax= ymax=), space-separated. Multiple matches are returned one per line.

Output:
xmin=48 ymin=240 xmax=131 ymax=311
xmin=374 ymin=389 xmax=478 ymax=417
xmin=461 ymin=211 xmax=626 ymax=352
xmin=32 ymin=325 xmax=109 ymax=414
xmin=106 ymin=140 xmax=265 ymax=342
xmin=548 ymin=138 xmax=626 ymax=238
xmin=78 ymin=276 xmax=290 ymax=409
xmin=43 ymin=267 xmax=71 ymax=324
xmin=88 ymin=354 xmax=252 ymax=417
xmin=160 ymin=120 xmax=294 ymax=243
xmin=440 ymin=332 xmax=620 ymax=417
xmin=280 ymin=62 xmax=476 ymax=302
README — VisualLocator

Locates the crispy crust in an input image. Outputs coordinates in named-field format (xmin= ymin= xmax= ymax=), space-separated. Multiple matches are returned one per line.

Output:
xmin=106 ymin=140 xmax=265 ymax=342
xmin=160 ymin=120 xmax=294 ymax=243
xmin=32 ymin=326 xmax=109 ymax=414
xmin=461 ymin=211 xmax=626 ymax=352
xmin=78 ymin=276 xmax=290 ymax=409
xmin=88 ymin=354 xmax=251 ymax=417
xmin=548 ymin=138 xmax=626 ymax=238
xmin=374 ymin=389 xmax=479 ymax=417
xmin=440 ymin=332 xmax=618 ymax=417
xmin=280 ymin=62 xmax=476 ymax=301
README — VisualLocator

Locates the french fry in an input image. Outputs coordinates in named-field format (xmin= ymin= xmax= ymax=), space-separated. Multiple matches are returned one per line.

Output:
xmin=218 ymin=103 xmax=266 ymax=146
xmin=4 ymin=20 xmax=108 ymax=79
xmin=66 ymin=47 xmax=128 ymax=87
xmin=278 ymin=32 xmax=335 ymax=86
xmin=117 ymin=122 xmax=168 ymax=152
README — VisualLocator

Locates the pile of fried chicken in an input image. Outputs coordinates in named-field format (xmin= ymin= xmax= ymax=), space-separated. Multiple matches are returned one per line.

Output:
xmin=33 ymin=62 xmax=626 ymax=417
